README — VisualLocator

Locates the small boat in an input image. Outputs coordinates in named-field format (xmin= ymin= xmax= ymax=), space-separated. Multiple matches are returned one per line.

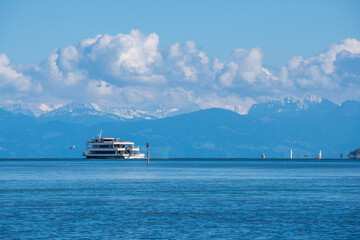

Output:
xmin=83 ymin=129 xmax=145 ymax=159
xmin=315 ymin=150 xmax=322 ymax=160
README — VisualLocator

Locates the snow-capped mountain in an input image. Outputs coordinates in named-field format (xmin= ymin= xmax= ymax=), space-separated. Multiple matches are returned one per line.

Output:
xmin=0 ymin=102 xmax=186 ymax=123
xmin=1 ymin=96 xmax=359 ymax=126
xmin=0 ymin=103 xmax=64 ymax=117
xmin=37 ymin=103 xmax=63 ymax=114
xmin=0 ymin=103 xmax=35 ymax=116
xmin=38 ymin=102 xmax=124 ymax=125
xmin=248 ymin=96 xmax=340 ymax=118
xmin=37 ymin=102 xmax=188 ymax=125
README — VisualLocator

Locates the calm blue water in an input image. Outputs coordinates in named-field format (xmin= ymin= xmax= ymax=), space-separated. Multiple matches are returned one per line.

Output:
xmin=0 ymin=159 xmax=359 ymax=239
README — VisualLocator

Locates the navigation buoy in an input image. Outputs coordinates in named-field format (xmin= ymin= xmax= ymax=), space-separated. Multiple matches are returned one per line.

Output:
xmin=146 ymin=142 xmax=149 ymax=165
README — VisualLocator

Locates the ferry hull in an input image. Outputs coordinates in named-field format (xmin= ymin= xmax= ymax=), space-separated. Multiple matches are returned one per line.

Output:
xmin=84 ymin=153 xmax=145 ymax=159
xmin=85 ymin=156 xmax=145 ymax=159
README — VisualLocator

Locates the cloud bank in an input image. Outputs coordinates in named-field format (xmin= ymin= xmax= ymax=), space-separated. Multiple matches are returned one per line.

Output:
xmin=1 ymin=30 xmax=359 ymax=114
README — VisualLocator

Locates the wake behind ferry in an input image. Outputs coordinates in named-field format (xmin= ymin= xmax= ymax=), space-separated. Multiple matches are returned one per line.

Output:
xmin=83 ymin=129 xmax=145 ymax=159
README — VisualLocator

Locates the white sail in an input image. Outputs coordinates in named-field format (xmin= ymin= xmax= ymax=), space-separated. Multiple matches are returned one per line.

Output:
xmin=290 ymin=149 xmax=293 ymax=159
xmin=319 ymin=150 xmax=322 ymax=159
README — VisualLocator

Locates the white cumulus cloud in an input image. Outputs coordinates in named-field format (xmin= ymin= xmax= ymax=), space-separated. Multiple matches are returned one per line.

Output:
xmin=284 ymin=38 xmax=360 ymax=96
xmin=0 ymin=53 xmax=40 ymax=93
xmin=0 ymin=31 xmax=359 ymax=115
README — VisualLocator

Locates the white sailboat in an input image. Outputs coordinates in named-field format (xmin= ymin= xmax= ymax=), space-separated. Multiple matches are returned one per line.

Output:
xmin=316 ymin=150 xmax=322 ymax=160
xmin=290 ymin=149 xmax=293 ymax=159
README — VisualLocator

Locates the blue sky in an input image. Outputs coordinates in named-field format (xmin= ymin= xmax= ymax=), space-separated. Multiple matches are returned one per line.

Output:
xmin=0 ymin=0 xmax=359 ymax=114
xmin=1 ymin=0 xmax=359 ymax=66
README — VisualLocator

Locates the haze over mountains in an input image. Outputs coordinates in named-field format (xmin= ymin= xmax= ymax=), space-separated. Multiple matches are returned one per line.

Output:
xmin=0 ymin=97 xmax=359 ymax=158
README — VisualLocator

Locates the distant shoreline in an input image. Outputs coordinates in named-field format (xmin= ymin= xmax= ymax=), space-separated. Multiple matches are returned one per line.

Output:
xmin=0 ymin=158 xmax=358 ymax=161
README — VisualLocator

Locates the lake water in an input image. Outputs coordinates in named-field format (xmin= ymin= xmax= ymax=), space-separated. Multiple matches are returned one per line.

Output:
xmin=0 ymin=159 xmax=359 ymax=239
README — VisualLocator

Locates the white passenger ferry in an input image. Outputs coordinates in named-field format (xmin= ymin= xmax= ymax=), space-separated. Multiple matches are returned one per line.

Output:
xmin=83 ymin=129 xmax=145 ymax=159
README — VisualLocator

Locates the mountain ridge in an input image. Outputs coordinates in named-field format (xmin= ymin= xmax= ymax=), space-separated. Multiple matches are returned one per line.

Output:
xmin=1 ymin=96 xmax=357 ymax=122
xmin=0 ymin=97 xmax=359 ymax=158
